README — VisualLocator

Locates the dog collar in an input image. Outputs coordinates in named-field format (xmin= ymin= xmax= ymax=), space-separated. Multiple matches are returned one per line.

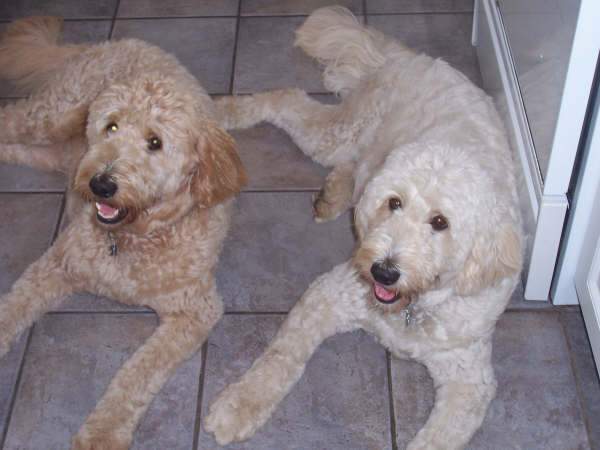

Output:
xmin=107 ymin=231 xmax=118 ymax=256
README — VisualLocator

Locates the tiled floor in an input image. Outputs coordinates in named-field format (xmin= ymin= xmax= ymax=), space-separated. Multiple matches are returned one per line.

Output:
xmin=0 ymin=1 xmax=599 ymax=449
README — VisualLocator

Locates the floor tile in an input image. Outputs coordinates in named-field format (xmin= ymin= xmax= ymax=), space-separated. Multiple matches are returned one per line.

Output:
xmin=232 ymin=124 xmax=328 ymax=190
xmin=118 ymin=0 xmax=239 ymax=18
xmin=0 ymin=0 xmax=118 ymax=20
xmin=0 ymin=164 xmax=66 ymax=193
xmin=0 ymin=194 xmax=62 ymax=292
xmin=217 ymin=192 xmax=355 ymax=312
xmin=233 ymin=17 xmax=325 ymax=94
xmin=368 ymin=14 xmax=482 ymax=87
xmin=471 ymin=312 xmax=589 ymax=449
xmin=112 ymin=18 xmax=236 ymax=94
xmin=3 ymin=314 xmax=202 ymax=450
xmin=199 ymin=314 xmax=392 ymax=449
xmin=367 ymin=0 xmax=473 ymax=14
xmin=0 ymin=332 xmax=28 ymax=443
xmin=227 ymin=94 xmax=336 ymax=191
xmin=0 ymin=20 xmax=112 ymax=97
xmin=560 ymin=311 xmax=600 ymax=450
xmin=241 ymin=0 xmax=363 ymax=16
xmin=56 ymin=292 xmax=151 ymax=312
xmin=389 ymin=357 xmax=434 ymax=449
xmin=391 ymin=312 xmax=591 ymax=449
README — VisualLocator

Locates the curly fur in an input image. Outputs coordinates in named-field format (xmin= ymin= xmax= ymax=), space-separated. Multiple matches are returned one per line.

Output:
xmin=0 ymin=16 xmax=246 ymax=450
xmin=206 ymin=7 xmax=523 ymax=450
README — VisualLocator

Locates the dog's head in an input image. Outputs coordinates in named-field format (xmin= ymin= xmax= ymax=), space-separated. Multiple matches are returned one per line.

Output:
xmin=353 ymin=143 xmax=522 ymax=313
xmin=73 ymin=77 xmax=246 ymax=232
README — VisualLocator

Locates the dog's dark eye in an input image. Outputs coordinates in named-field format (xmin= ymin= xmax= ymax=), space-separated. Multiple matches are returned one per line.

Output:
xmin=430 ymin=215 xmax=448 ymax=231
xmin=106 ymin=122 xmax=118 ymax=134
xmin=388 ymin=197 xmax=402 ymax=211
xmin=147 ymin=136 xmax=162 ymax=151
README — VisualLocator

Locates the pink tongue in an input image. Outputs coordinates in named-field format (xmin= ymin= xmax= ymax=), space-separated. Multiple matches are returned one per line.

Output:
xmin=98 ymin=203 xmax=118 ymax=216
xmin=374 ymin=283 xmax=396 ymax=301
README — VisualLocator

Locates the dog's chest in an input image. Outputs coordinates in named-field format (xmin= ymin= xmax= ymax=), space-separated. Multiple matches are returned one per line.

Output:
xmin=61 ymin=222 xmax=206 ymax=303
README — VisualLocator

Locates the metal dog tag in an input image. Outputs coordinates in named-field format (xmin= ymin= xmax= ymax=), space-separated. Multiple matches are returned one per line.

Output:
xmin=108 ymin=232 xmax=118 ymax=256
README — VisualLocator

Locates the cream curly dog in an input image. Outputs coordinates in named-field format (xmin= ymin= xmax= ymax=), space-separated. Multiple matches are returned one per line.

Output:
xmin=0 ymin=17 xmax=246 ymax=450
xmin=206 ymin=7 xmax=523 ymax=450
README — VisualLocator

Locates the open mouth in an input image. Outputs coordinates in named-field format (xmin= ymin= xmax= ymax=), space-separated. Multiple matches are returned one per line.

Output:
xmin=95 ymin=202 xmax=128 ymax=225
xmin=371 ymin=282 xmax=413 ymax=309
xmin=373 ymin=282 xmax=401 ymax=303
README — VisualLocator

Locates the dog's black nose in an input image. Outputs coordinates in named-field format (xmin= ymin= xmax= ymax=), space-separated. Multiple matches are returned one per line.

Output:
xmin=370 ymin=261 xmax=400 ymax=285
xmin=89 ymin=174 xmax=118 ymax=198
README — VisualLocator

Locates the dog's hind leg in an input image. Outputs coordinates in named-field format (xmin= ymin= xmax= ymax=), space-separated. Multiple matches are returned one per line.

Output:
xmin=0 ymin=141 xmax=73 ymax=173
xmin=204 ymin=262 xmax=368 ymax=445
xmin=313 ymin=161 xmax=355 ymax=222
xmin=0 ymin=246 xmax=74 ymax=359
xmin=218 ymin=89 xmax=367 ymax=167
xmin=71 ymin=289 xmax=223 ymax=450
xmin=0 ymin=96 xmax=88 ymax=146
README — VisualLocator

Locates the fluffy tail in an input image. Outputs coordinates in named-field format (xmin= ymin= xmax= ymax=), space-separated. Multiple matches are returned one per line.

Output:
xmin=0 ymin=16 xmax=85 ymax=94
xmin=295 ymin=6 xmax=387 ymax=95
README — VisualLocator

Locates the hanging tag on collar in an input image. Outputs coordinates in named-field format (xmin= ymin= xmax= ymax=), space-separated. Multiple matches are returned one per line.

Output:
xmin=405 ymin=306 xmax=412 ymax=326
xmin=108 ymin=232 xmax=118 ymax=256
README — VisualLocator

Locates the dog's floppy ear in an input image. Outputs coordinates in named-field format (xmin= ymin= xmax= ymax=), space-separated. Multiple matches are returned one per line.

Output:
xmin=455 ymin=223 xmax=523 ymax=296
xmin=190 ymin=123 xmax=247 ymax=207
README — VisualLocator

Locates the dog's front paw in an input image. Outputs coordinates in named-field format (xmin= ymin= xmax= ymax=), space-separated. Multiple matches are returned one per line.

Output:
xmin=71 ymin=428 xmax=130 ymax=450
xmin=312 ymin=190 xmax=336 ymax=223
xmin=204 ymin=384 xmax=268 ymax=445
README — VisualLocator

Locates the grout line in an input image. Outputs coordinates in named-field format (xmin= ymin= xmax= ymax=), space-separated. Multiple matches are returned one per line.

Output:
xmin=386 ymin=350 xmax=399 ymax=450
xmin=211 ymin=91 xmax=336 ymax=97
xmin=233 ymin=90 xmax=333 ymax=96
xmin=0 ymin=10 xmax=476 ymax=24
xmin=558 ymin=312 xmax=597 ymax=449
xmin=363 ymin=0 xmax=368 ymax=24
xmin=44 ymin=307 xmax=576 ymax=316
xmin=44 ymin=310 xmax=289 ymax=315
xmin=241 ymin=187 xmax=320 ymax=194
xmin=108 ymin=0 xmax=122 ymax=39
xmin=50 ymin=193 xmax=67 ymax=245
xmin=192 ymin=341 xmax=209 ymax=450
xmin=107 ymin=15 xmax=241 ymax=21
xmin=0 ymin=190 xmax=66 ymax=195
xmin=0 ymin=327 xmax=34 ymax=449
xmin=0 ymin=17 xmax=116 ymax=23
xmin=228 ymin=0 xmax=243 ymax=95
xmin=62 ymin=17 xmax=116 ymax=22
xmin=366 ymin=11 xmax=474 ymax=16
xmin=504 ymin=306 xmax=580 ymax=314
xmin=46 ymin=309 xmax=155 ymax=315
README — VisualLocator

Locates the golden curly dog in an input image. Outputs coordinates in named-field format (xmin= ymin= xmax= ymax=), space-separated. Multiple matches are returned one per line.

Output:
xmin=206 ymin=7 xmax=523 ymax=450
xmin=0 ymin=17 xmax=246 ymax=450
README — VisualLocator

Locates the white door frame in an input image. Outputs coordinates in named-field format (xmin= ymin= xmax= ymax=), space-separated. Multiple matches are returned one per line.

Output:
xmin=474 ymin=0 xmax=599 ymax=302
xmin=551 ymin=0 xmax=600 ymax=304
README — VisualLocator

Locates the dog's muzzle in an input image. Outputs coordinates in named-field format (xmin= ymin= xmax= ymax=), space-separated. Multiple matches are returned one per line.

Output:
xmin=89 ymin=174 xmax=128 ymax=224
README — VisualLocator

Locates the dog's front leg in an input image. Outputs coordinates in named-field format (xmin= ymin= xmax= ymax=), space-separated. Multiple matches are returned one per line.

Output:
xmin=71 ymin=298 xmax=222 ymax=450
xmin=313 ymin=162 xmax=355 ymax=222
xmin=205 ymin=262 xmax=367 ymax=445
xmin=0 ymin=246 xmax=74 ymax=358
xmin=407 ymin=343 xmax=497 ymax=450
